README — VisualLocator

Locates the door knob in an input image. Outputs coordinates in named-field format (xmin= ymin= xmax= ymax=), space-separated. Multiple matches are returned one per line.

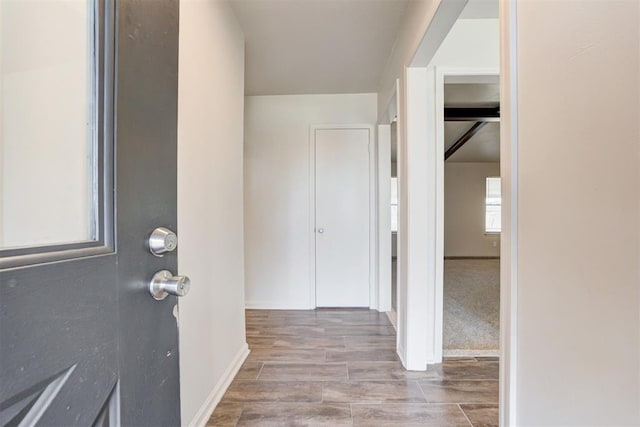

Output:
xmin=149 ymin=270 xmax=190 ymax=300
xmin=318 ymin=228 xmax=325 ymax=234
xmin=148 ymin=227 xmax=178 ymax=257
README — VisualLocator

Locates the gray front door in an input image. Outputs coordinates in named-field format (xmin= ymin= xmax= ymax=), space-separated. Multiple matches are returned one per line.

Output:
xmin=0 ymin=1 xmax=181 ymax=425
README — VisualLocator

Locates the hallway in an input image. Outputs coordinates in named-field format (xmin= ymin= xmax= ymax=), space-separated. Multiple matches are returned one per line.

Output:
xmin=208 ymin=309 xmax=498 ymax=426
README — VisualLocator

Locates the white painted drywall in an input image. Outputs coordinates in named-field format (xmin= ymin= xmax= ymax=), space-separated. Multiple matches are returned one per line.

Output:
xmin=177 ymin=1 xmax=247 ymax=425
xmin=508 ymin=0 xmax=640 ymax=424
xmin=428 ymin=19 xmax=499 ymax=66
xmin=444 ymin=162 xmax=499 ymax=257
xmin=377 ymin=0 xmax=443 ymax=117
xmin=1 ymin=0 xmax=91 ymax=247
xmin=398 ymin=18 xmax=499 ymax=369
xmin=244 ymin=94 xmax=377 ymax=309
xmin=230 ymin=0 xmax=408 ymax=96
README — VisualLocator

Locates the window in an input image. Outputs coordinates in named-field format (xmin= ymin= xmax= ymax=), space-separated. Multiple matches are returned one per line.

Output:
xmin=1 ymin=0 xmax=99 ymax=250
xmin=391 ymin=177 xmax=398 ymax=232
xmin=0 ymin=0 xmax=115 ymax=268
xmin=485 ymin=177 xmax=501 ymax=233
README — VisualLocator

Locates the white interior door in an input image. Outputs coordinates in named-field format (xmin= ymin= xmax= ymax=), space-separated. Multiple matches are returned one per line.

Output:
xmin=315 ymin=128 xmax=370 ymax=307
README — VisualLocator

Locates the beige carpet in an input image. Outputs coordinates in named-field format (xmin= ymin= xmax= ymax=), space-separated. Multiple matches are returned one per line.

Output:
xmin=444 ymin=259 xmax=500 ymax=356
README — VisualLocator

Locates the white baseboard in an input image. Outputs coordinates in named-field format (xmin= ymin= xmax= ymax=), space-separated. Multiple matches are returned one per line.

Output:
xmin=397 ymin=343 xmax=406 ymax=367
xmin=188 ymin=343 xmax=250 ymax=427
xmin=244 ymin=301 xmax=312 ymax=310
xmin=443 ymin=349 xmax=500 ymax=358
xmin=385 ymin=310 xmax=397 ymax=331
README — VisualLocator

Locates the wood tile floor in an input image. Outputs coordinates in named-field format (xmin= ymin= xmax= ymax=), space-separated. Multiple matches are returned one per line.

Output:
xmin=208 ymin=309 xmax=498 ymax=426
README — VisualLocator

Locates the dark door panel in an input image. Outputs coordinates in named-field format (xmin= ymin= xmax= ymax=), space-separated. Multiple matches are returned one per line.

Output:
xmin=0 ymin=255 xmax=118 ymax=426
xmin=0 ymin=0 xmax=181 ymax=425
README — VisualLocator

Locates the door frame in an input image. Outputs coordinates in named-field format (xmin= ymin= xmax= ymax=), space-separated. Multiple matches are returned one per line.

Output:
xmin=376 ymin=123 xmax=392 ymax=314
xmin=390 ymin=0 xmax=519 ymax=423
xmin=377 ymin=81 xmax=400 ymax=321
xmin=498 ymin=1 xmax=519 ymax=424
xmin=433 ymin=66 xmax=500 ymax=363
xmin=434 ymin=4 xmax=519 ymax=425
xmin=410 ymin=0 xmax=517 ymax=423
xmin=308 ymin=124 xmax=377 ymax=309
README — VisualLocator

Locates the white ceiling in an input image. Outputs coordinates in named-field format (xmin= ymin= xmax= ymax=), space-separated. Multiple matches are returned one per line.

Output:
xmin=459 ymin=0 xmax=499 ymax=19
xmin=229 ymin=0 xmax=409 ymax=96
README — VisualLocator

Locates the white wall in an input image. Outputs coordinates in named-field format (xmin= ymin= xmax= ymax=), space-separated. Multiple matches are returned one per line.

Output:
xmin=377 ymin=0 xmax=445 ymax=117
xmin=428 ymin=19 xmax=499 ymax=66
xmin=399 ymin=18 xmax=499 ymax=369
xmin=177 ymin=1 xmax=247 ymax=425
xmin=504 ymin=0 xmax=640 ymax=424
xmin=444 ymin=162 xmax=499 ymax=257
xmin=376 ymin=0 xmax=468 ymax=368
xmin=1 ymin=0 xmax=91 ymax=247
xmin=244 ymin=94 xmax=377 ymax=309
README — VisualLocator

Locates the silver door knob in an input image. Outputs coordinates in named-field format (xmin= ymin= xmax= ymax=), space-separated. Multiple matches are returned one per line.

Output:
xmin=149 ymin=270 xmax=190 ymax=300
xmin=149 ymin=227 xmax=178 ymax=257
xmin=318 ymin=228 xmax=324 ymax=234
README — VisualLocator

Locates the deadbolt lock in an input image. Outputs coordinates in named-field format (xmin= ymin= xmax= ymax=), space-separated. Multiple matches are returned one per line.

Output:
xmin=148 ymin=227 xmax=178 ymax=257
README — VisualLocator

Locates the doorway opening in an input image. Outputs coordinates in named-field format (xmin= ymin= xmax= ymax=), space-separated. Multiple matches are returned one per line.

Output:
xmin=442 ymin=81 xmax=501 ymax=357
xmin=389 ymin=118 xmax=398 ymax=329
xmin=376 ymin=84 xmax=400 ymax=331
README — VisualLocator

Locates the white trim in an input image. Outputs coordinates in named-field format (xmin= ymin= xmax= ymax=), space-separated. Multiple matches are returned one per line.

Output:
xmin=308 ymin=124 xmax=377 ymax=309
xmin=444 ymin=349 xmax=500 ymax=358
xmin=187 ymin=344 xmax=250 ymax=427
xmin=308 ymin=125 xmax=317 ymax=309
xmin=436 ymin=68 xmax=500 ymax=80
xmin=369 ymin=126 xmax=378 ymax=310
xmin=499 ymin=0 xmax=519 ymax=425
xmin=397 ymin=342 xmax=407 ymax=368
xmin=245 ymin=301 xmax=312 ymax=310
xmin=393 ymin=78 xmax=405 ymax=365
xmin=404 ymin=67 xmax=430 ymax=370
xmin=433 ymin=66 xmax=500 ymax=365
xmin=386 ymin=309 xmax=397 ymax=331
xmin=377 ymin=124 xmax=392 ymax=312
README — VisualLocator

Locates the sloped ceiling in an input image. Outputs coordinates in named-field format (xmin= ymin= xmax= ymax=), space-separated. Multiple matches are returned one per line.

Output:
xmin=229 ymin=0 xmax=409 ymax=96
xmin=445 ymin=121 xmax=500 ymax=162
xmin=445 ymin=83 xmax=500 ymax=162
